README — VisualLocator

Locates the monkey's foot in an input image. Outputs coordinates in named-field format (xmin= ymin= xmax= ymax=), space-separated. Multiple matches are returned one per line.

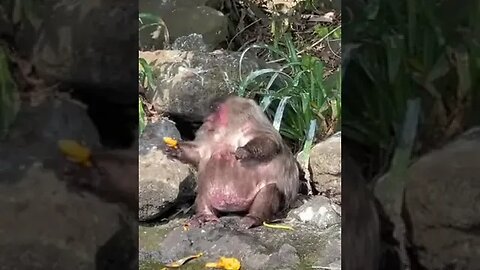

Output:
xmin=188 ymin=214 xmax=220 ymax=227
xmin=239 ymin=216 xmax=262 ymax=229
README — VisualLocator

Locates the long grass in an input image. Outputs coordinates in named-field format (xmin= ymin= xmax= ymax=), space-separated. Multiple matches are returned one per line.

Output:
xmin=138 ymin=57 xmax=156 ymax=136
xmin=138 ymin=12 xmax=162 ymax=136
xmin=237 ymin=33 xmax=341 ymax=152
xmin=343 ymin=0 xmax=480 ymax=176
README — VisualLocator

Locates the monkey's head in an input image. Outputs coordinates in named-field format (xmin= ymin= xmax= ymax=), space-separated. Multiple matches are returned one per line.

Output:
xmin=204 ymin=96 xmax=269 ymax=130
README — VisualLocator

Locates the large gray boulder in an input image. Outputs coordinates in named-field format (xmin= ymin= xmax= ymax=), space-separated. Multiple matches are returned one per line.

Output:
xmin=138 ymin=119 xmax=196 ymax=221
xmin=139 ymin=50 xmax=261 ymax=118
xmin=309 ymin=133 xmax=341 ymax=204
xmin=403 ymin=127 xmax=480 ymax=270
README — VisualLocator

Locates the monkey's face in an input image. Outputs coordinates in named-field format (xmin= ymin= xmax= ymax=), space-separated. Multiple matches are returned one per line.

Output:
xmin=204 ymin=101 xmax=228 ymax=129
xmin=203 ymin=96 xmax=261 ymax=132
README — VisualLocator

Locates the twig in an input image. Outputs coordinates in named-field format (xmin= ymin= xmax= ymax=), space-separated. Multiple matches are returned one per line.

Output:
xmin=267 ymin=25 xmax=341 ymax=64
xmin=228 ymin=18 xmax=262 ymax=49
xmin=326 ymin=39 xmax=341 ymax=59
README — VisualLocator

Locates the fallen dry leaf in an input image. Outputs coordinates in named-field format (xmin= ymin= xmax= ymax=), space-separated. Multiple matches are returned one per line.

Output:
xmin=164 ymin=252 xmax=204 ymax=268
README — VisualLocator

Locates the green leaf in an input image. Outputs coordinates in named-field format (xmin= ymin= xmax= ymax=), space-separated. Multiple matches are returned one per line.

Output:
xmin=0 ymin=47 xmax=19 ymax=140
xmin=139 ymin=98 xmax=146 ymax=135
xmin=273 ymin=96 xmax=290 ymax=131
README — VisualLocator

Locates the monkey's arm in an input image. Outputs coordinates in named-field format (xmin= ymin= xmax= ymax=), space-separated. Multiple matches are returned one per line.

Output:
xmin=165 ymin=141 xmax=201 ymax=167
xmin=235 ymin=135 xmax=281 ymax=162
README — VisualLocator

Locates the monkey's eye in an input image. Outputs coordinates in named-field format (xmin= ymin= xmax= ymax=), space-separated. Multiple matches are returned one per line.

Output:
xmin=210 ymin=103 xmax=220 ymax=111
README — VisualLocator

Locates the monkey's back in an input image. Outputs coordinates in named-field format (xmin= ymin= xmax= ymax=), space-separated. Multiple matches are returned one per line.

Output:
xmin=269 ymin=146 xmax=300 ymax=207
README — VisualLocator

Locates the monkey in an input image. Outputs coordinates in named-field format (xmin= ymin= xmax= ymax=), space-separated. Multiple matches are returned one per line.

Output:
xmin=342 ymin=152 xmax=381 ymax=270
xmin=61 ymin=148 xmax=138 ymax=213
xmin=90 ymin=149 xmax=139 ymax=212
xmin=165 ymin=96 xmax=300 ymax=229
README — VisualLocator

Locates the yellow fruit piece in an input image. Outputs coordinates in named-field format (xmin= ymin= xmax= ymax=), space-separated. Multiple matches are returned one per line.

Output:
xmin=205 ymin=257 xmax=241 ymax=270
xmin=163 ymin=137 xmax=178 ymax=148
xmin=58 ymin=139 xmax=92 ymax=167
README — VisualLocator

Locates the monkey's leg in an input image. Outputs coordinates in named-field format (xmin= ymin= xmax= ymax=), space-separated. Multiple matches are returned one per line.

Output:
xmin=239 ymin=184 xmax=282 ymax=229
xmin=235 ymin=136 xmax=280 ymax=162
xmin=188 ymin=194 xmax=220 ymax=227
xmin=165 ymin=141 xmax=201 ymax=167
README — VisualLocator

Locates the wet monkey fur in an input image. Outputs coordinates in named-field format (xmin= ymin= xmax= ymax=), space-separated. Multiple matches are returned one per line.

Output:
xmin=166 ymin=96 xmax=300 ymax=229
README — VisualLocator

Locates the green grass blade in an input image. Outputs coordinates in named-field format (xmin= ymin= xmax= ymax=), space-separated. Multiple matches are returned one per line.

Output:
xmin=273 ymin=96 xmax=290 ymax=131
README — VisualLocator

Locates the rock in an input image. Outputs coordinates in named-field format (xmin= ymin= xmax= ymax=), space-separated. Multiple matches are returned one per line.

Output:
xmin=139 ymin=118 xmax=181 ymax=156
xmin=0 ymin=242 xmax=91 ymax=270
xmin=313 ymin=226 xmax=341 ymax=267
xmin=309 ymin=133 xmax=341 ymax=204
xmin=163 ymin=6 xmax=228 ymax=50
xmin=288 ymin=195 xmax=340 ymax=229
xmin=140 ymin=216 xmax=337 ymax=270
xmin=172 ymin=33 xmax=208 ymax=52
xmin=139 ymin=0 xmax=228 ymax=49
xmin=10 ymin=1 xmax=138 ymax=91
xmin=328 ymin=259 xmax=341 ymax=268
xmin=42 ymin=99 xmax=101 ymax=147
xmin=265 ymin=244 xmax=301 ymax=269
xmin=159 ymin=223 xmax=271 ymax=267
xmin=139 ymin=50 xmax=261 ymax=118
xmin=95 ymin=219 xmax=138 ymax=270
xmin=400 ymin=127 xmax=480 ymax=270
xmin=11 ymin=96 xmax=100 ymax=147
xmin=0 ymin=159 xmax=128 ymax=269
xmin=139 ymin=120 xmax=196 ymax=221
xmin=0 ymin=97 xmax=136 ymax=268
xmin=1 ymin=97 xmax=99 ymax=179
xmin=205 ymin=0 xmax=227 ymax=10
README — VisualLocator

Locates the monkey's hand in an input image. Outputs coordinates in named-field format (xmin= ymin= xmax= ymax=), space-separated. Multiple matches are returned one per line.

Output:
xmin=165 ymin=141 xmax=201 ymax=167
xmin=164 ymin=143 xmax=182 ymax=159
xmin=235 ymin=136 xmax=280 ymax=162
